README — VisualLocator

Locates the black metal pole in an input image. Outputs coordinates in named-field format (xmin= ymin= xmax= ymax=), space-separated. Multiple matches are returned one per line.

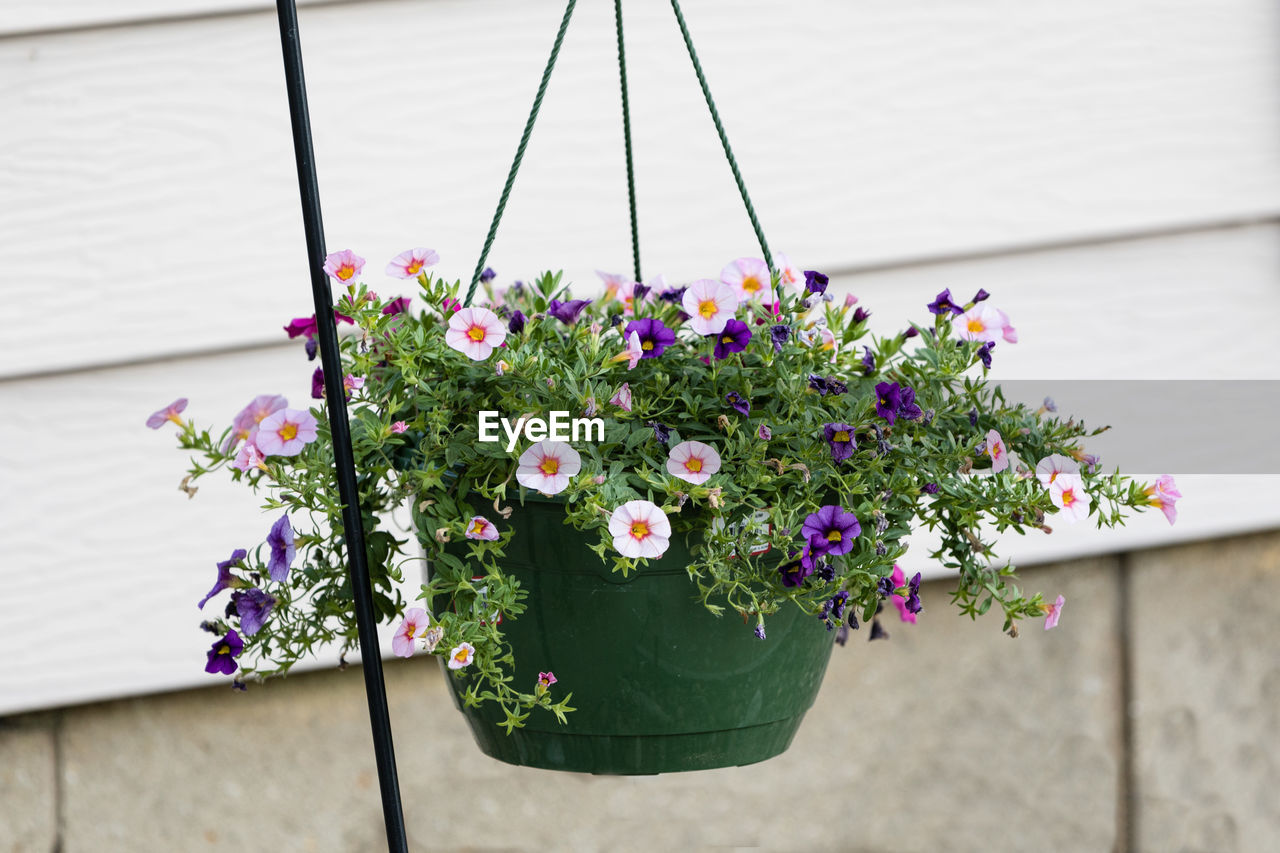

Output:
xmin=274 ymin=3 xmax=409 ymax=850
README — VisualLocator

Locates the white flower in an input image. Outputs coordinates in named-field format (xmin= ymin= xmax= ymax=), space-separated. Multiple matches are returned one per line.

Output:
xmin=720 ymin=257 xmax=774 ymax=303
xmin=681 ymin=279 xmax=740 ymax=336
xmin=666 ymin=440 xmax=722 ymax=486
xmin=447 ymin=642 xmax=475 ymax=670
xmin=444 ymin=306 xmax=506 ymax=361
xmin=608 ymin=499 xmax=672 ymax=559
xmin=1050 ymin=473 xmax=1092 ymax=524
xmin=516 ymin=440 xmax=582 ymax=495
xmin=1036 ymin=454 xmax=1080 ymax=487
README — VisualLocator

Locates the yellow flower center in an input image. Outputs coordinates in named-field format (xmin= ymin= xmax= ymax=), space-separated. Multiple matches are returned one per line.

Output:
xmin=742 ymin=276 xmax=762 ymax=293
xmin=1061 ymin=489 xmax=1076 ymax=507
xmin=967 ymin=319 xmax=985 ymax=333
xmin=470 ymin=520 xmax=487 ymax=536
xmin=699 ymin=299 xmax=718 ymax=319
xmin=834 ymin=430 xmax=850 ymax=442
xmin=279 ymin=423 xmax=298 ymax=441
xmin=406 ymin=260 xmax=423 ymax=275
xmin=721 ymin=334 xmax=734 ymax=344
xmin=218 ymin=646 xmax=231 ymax=655
xmin=685 ymin=458 xmax=703 ymax=473
xmin=337 ymin=264 xmax=355 ymax=281
xmin=642 ymin=341 xmax=654 ymax=351
xmin=467 ymin=325 xmax=487 ymax=342
xmin=630 ymin=520 xmax=650 ymax=540
xmin=826 ymin=530 xmax=842 ymax=543
xmin=453 ymin=648 xmax=470 ymax=664
xmin=539 ymin=458 xmax=560 ymax=476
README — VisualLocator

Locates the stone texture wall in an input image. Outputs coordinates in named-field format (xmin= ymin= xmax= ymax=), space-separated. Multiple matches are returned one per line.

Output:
xmin=3 ymin=531 xmax=1277 ymax=853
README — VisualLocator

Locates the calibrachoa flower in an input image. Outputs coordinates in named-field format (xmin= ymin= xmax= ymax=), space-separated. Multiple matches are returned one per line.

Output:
xmin=725 ymin=391 xmax=750 ymax=417
xmin=232 ymin=589 xmax=276 ymax=637
xmin=775 ymin=253 xmax=804 ymax=290
xmin=465 ymin=515 xmax=500 ymax=541
xmin=978 ymin=341 xmax=995 ymax=368
xmin=957 ymin=304 xmax=1018 ymax=344
xmin=769 ymin=324 xmax=791 ymax=352
xmin=609 ymin=383 xmax=632 ymax=412
xmin=597 ymin=270 xmax=631 ymax=301
xmin=205 ymin=630 xmax=244 ymax=675
xmin=390 ymin=421 xmax=408 ymax=434
xmin=823 ymin=423 xmax=857 ymax=463
xmin=1143 ymin=475 xmax=1181 ymax=525
xmin=323 ymin=249 xmax=364 ymax=285
xmin=897 ymin=386 xmax=923 ymax=421
xmin=145 ymin=398 xmax=188 ymax=429
xmin=256 ymin=409 xmax=319 ymax=457
xmin=801 ymin=505 xmax=861 ymax=559
xmin=548 ymin=298 xmax=593 ymax=325
xmin=536 ymin=671 xmax=557 ymax=694
xmin=624 ymin=318 xmax=675 ymax=358
xmin=804 ymin=270 xmax=829 ymax=295
xmin=666 ymin=440 xmax=722 ymax=485
xmin=1050 ymin=473 xmax=1092 ymax=523
xmin=508 ymin=310 xmax=526 ymax=335
xmin=722 ymin=257 xmax=773 ymax=303
xmin=1042 ymin=594 xmax=1066 ymax=630
xmin=712 ymin=319 xmax=752 ymax=360
xmin=198 ymin=548 xmax=248 ymax=609
xmin=311 ymin=367 xmax=324 ymax=400
xmin=386 ymin=247 xmax=439 ymax=279
xmin=874 ymin=382 xmax=902 ymax=423
xmin=283 ymin=311 xmax=354 ymax=340
xmin=343 ymin=374 xmax=365 ymax=395
xmin=758 ymin=424 xmax=772 ymax=441
xmin=225 ymin=394 xmax=287 ymax=453
xmin=448 ymin=642 xmax=476 ymax=670
xmin=392 ymin=607 xmax=430 ymax=657
xmin=480 ymin=267 xmax=496 ymax=283
xmin=516 ymin=440 xmax=581 ymax=495
xmin=647 ymin=421 xmax=671 ymax=445
xmin=681 ymin=279 xmax=739 ymax=335
xmin=927 ymin=288 xmax=964 ymax=315
xmin=984 ymin=428 xmax=1010 ymax=473
xmin=609 ymin=499 xmax=671 ymax=559
xmin=1036 ymin=454 xmax=1080 ymax=487
xmin=778 ymin=552 xmax=814 ymax=588
xmin=232 ymin=439 xmax=267 ymax=473
xmin=381 ymin=296 xmax=413 ymax=316
xmin=266 ymin=514 xmax=295 ymax=582
xmin=445 ymin=306 xmax=506 ymax=361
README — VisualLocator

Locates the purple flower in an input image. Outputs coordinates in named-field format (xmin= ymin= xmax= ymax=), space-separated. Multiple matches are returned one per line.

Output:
xmin=804 ymin=270 xmax=829 ymax=294
xmin=808 ymin=374 xmax=829 ymax=395
xmin=508 ymin=310 xmax=526 ymax=335
xmin=311 ymin=367 xmax=324 ymax=400
xmin=852 ymin=307 xmax=871 ymax=324
xmin=778 ymin=553 xmax=814 ymax=588
xmin=304 ymin=337 xmax=318 ymax=361
xmin=381 ymin=297 xmax=412 ymax=316
xmin=927 ymin=288 xmax=963 ymax=316
xmin=205 ymin=630 xmax=244 ymax=675
xmin=874 ymin=382 xmax=902 ymax=423
xmin=902 ymin=326 xmax=920 ymax=340
xmin=904 ymin=571 xmax=923 ymax=615
xmin=968 ymin=408 xmax=979 ymax=428
xmin=725 ymin=392 xmax=751 ymax=417
xmin=232 ymin=589 xmax=276 ymax=636
xmin=769 ymin=324 xmax=791 ymax=352
xmin=480 ymin=267 xmax=497 ymax=283
xmin=861 ymin=346 xmax=876 ymax=375
xmin=823 ymin=423 xmax=856 ymax=462
xmin=921 ymin=482 xmax=940 ymax=494
xmin=801 ymin=505 xmax=861 ymax=557
xmin=978 ymin=341 xmax=995 ymax=368
xmin=820 ymin=590 xmax=850 ymax=630
xmin=835 ymin=623 xmax=851 ymax=645
xmin=897 ymin=386 xmax=923 ymax=421
xmin=869 ymin=619 xmax=889 ymax=641
xmin=632 ymin=283 xmax=651 ymax=302
xmin=712 ymin=319 xmax=752 ymax=359
xmin=266 ymin=514 xmax=295 ymax=582
xmin=625 ymin=318 xmax=676 ymax=358
xmin=647 ymin=421 xmax=671 ymax=445
xmin=754 ymin=624 xmax=767 ymax=640
xmin=758 ymin=424 xmax=772 ymax=441
xmin=198 ymin=549 xmax=248 ymax=609
xmin=1043 ymin=396 xmax=1058 ymax=413
xmin=548 ymin=298 xmax=592 ymax=325
xmin=972 ymin=288 xmax=990 ymax=304
xmin=657 ymin=286 xmax=687 ymax=304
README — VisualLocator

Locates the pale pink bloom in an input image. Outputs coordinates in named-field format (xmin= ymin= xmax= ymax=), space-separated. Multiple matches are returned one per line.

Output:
xmin=392 ymin=607 xmax=429 ymax=657
xmin=1035 ymin=454 xmax=1080 ymax=487
xmin=145 ymin=398 xmax=188 ymax=429
xmin=957 ymin=304 xmax=1017 ymax=344
xmin=465 ymin=515 xmax=500 ymax=541
xmin=593 ymin=475 xmax=606 ymax=485
xmin=390 ymin=421 xmax=408 ymax=434
xmin=1043 ymin=594 xmax=1066 ymax=630
xmin=230 ymin=394 xmax=287 ymax=442
xmin=774 ymin=253 xmax=804 ymax=290
xmin=608 ymin=499 xmax=672 ymax=559
xmin=256 ymin=408 xmax=319 ymax=457
xmin=495 ymin=360 xmax=510 ymax=377
xmin=617 ymin=279 xmax=648 ymax=316
xmin=984 ymin=428 xmax=1010 ymax=473
xmin=343 ymin=374 xmax=365 ymax=394
xmin=844 ymin=293 xmax=858 ymax=308
xmin=758 ymin=424 xmax=772 ymax=441
xmin=232 ymin=438 xmax=268 ymax=473
xmin=609 ymin=330 xmax=644 ymax=370
xmin=889 ymin=564 xmax=917 ymax=625
xmin=516 ymin=440 xmax=582 ymax=495
xmin=422 ymin=626 xmax=443 ymax=653
xmin=447 ymin=642 xmax=476 ymax=670
xmin=386 ymin=247 xmax=439 ymax=279
xmin=609 ymin=383 xmax=632 ymax=412
xmin=445 ymin=306 xmax=506 ymax=361
xmin=597 ymin=270 xmax=631 ymax=302
xmin=721 ymin=257 xmax=774 ymax=303
xmin=1050 ymin=473 xmax=1092 ymax=524
xmin=323 ymin=249 xmax=365 ymax=285
xmin=666 ymin=440 xmax=722 ymax=486
xmin=1144 ymin=474 xmax=1181 ymax=525
xmin=681 ymin=279 xmax=740 ymax=335
xmin=818 ymin=327 xmax=838 ymax=363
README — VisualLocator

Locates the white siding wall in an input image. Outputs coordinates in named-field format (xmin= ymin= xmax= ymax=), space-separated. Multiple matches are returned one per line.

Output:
xmin=2 ymin=0 xmax=1278 ymax=715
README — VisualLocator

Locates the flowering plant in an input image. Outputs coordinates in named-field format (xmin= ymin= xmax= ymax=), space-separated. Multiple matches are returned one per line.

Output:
xmin=153 ymin=248 xmax=1177 ymax=726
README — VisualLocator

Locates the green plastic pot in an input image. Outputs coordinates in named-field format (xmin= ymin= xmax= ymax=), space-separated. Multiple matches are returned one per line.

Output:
xmin=436 ymin=494 xmax=836 ymax=775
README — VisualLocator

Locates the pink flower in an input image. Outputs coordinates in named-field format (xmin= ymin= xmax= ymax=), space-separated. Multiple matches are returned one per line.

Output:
xmin=774 ymin=253 xmax=804 ymax=290
xmin=386 ymin=247 xmax=439 ymax=279
xmin=145 ymin=398 xmax=188 ymax=429
xmin=232 ymin=438 xmax=268 ymax=473
xmin=516 ymin=440 xmax=582 ymax=495
xmin=1050 ymin=473 xmax=1092 ymax=524
xmin=1035 ymin=453 xmax=1080 ymax=487
xmin=721 ymin=257 xmax=774 ymax=303
xmin=445 ymin=306 xmax=506 ymax=361
xmin=323 ymin=249 xmax=365 ymax=285
xmin=256 ymin=408 xmax=319 ymax=457
xmin=1042 ymin=594 xmax=1065 ymax=630
xmin=392 ymin=607 xmax=430 ymax=657
xmin=282 ymin=311 xmax=354 ymax=340
xmin=536 ymin=671 xmax=557 ymax=692
xmin=617 ymin=279 xmax=647 ymax=316
xmin=343 ymin=374 xmax=365 ymax=395
xmin=609 ymin=330 xmax=644 ymax=370
xmin=465 ymin=515 xmax=500 ymax=541
xmin=447 ymin=642 xmax=476 ymax=670
xmin=758 ymin=424 xmax=772 ymax=441
xmin=844 ymin=293 xmax=858 ymax=308
xmin=441 ymin=297 xmax=462 ymax=314
xmin=597 ymin=270 xmax=632 ymax=302
xmin=957 ymin=304 xmax=1017 ymax=344
xmin=889 ymin=564 xmax=917 ymax=624
xmin=1144 ymin=475 xmax=1181 ymax=525
xmin=985 ymin=428 xmax=1010 ymax=473
xmin=608 ymin=499 xmax=671 ymax=559
xmin=224 ymin=394 xmax=287 ymax=453
xmin=681 ymin=279 xmax=740 ymax=336
xmin=666 ymin=440 xmax=722 ymax=486
xmin=390 ymin=421 xmax=408 ymax=434
xmin=609 ymin=383 xmax=633 ymax=412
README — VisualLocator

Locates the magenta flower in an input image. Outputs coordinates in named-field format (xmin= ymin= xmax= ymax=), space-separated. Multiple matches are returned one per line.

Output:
xmin=198 ymin=549 xmax=248 ymax=609
xmin=682 ymin=279 xmax=739 ymax=335
xmin=445 ymin=306 xmax=507 ymax=361
xmin=624 ymin=318 xmax=676 ymax=359
xmin=609 ymin=499 xmax=671 ymax=559
xmin=283 ymin=311 xmax=354 ymax=340
xmin=205 ymin=630 xmax=244 ymax=675
xmin=721 ymin=257 xmax=773 ymax=303
xmin=712 ymin=319 xmax=752 ymax=360
xmin=666 ymin=440 xmax=722 ymax=486
xmin=1042 ymin=594 xmax=1066 ymax=630
xmin=266 ymin=514 xmax=295 ymax=582
xmin=1144 ymin=475 xmax=1181 ymax=525
xmin=386 ymin=247 xmax=439 ymax=279
xmin=392 ymin=607 xmax=430 ymax=658
xmin=823 ymin=423 xmax=856 ymax=463
xmin=232 ymin=439 xmax=267 ymax=473
xmin=145 ymin=398 xmax=188 ymax=429
xmin=536 ymin=671 xmax=557 ymax=693
xmin=609 ymin=383 xmax=633 ymax=412
xmin=382 ymin=296 xmax=413 ymax=316
xmin=465 ymin=515 xmax=500 ymax=541
xmin=390 ymin=421 xmax=408 ymax=434
xmin=256 ymin=408 xmax=319 ymax=457
xmin=323 ymin=249 xmax=365 ymax=285
xmin=232 ymin=589 xmax=276 ymax=636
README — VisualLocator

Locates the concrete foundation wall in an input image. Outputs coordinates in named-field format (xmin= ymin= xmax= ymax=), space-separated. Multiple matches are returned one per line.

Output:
xmin=3 ymin=531 xmax=1277 ymax=853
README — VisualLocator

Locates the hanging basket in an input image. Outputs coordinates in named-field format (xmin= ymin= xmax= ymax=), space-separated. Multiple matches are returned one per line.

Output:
xmin=435 ymin=495 xmax=836 ymax=775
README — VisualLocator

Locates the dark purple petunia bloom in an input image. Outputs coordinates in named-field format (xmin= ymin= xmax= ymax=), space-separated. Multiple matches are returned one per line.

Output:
xmin=978 ymin=341 xmax=995 ymax=368
xmin=232 ymin=589 xmax=277 ymax=636
xmin=778 ymin=553 xmax=815 ymax=588
xmin=608 ymin=313 xmax=623 ymax=327
xmin=632 ymin=283 xmax=651 ymax=302
xmin=508 ymin=310 xmax=526 ymax=335
xmin=804 ymin=270 xmax=829 ymax=294
xmin=808 ymin=374 xmax=829 ymax=395
xmin=480 ymin=267 xmax=497 ymax=283
xmin=725 ymin=391 xmax=751 ymax=417
xmin=657 ymin=286 xmax=687 ymax=304
xmin=198 ymin=549 xmax=248 ymax=609
xmin=646 ymin=421 xmax=671 ymax=445
xmin=902 ymin=326 xmax=920 ymax=340
xmin=968 ymin=408 xmax=979 ymax=428
xmin=266 ymin=514 xmax=295 ymax=582
xmin=835 ymin=623 xmax=851 ymax=646
xmin=754 ymin=624 xmax=766 ymax=640
xmin=823 ymin=423 xmax=856 ymax=463
xmin=311 ymin=367 xmax=324 ymax=400
xmin=548 ymin=298 xmax=592 ymax=325
xmin=897 ymin=386 xmax=923 ymax=421
xmin=769 ymin=324 xmax=791 ymax=352
xmin=905 ymin=572 xmax=923 ymax=615
xmin=869 ymin=619 xmax=889 ymax=641
xmin=874 ymin=382 xmax=902 ymax=423
xmin=927 ymin=288 xmax=964 ymax=316
xmin=205 ymin=630 xmax=244 ymax=675
xmin=921 ymin=482 xmax=940 ymax=494
xmin=801 ymin=505 xmax=861 ymax=557
xmin=972 ymin=288 xmax=990 ymax=304
xmin=381 ymin=297 xmax=412 ymax=316
xmin=625 ymin=318 xmax=676 ymax=358
xmin=876 ymin=576 xmax=895 ymax=597
xmin=304 ymin=337 xmax=318 ymax=361
xmin=820 ymin=590 xmax=851 ymax=630
xmin=852 ymin=307 xmax=871 ymax=324
xmin=712 ymin=319 xmax=752 ymax=360
xmin=861 ymin=346 xmax=876 ymax=375
xmin=826 ymin=378 xmax=848 ymax=395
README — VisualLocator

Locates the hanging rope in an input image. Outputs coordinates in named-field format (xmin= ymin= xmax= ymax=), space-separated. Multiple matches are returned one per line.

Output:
xmin=465 ymin=0 xmax=578 ymax=306
xmin=668 ymin=0 xmax=774 ymax=272
xmin=614 ymin=0 xmax=642 ymax=283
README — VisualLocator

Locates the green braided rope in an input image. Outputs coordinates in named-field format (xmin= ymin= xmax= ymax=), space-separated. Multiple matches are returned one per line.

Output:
xmin=614 ymin=0 xmax=642 ymax=283
xmin=668 ymin=0 xmax=774 ymax=273
xmin=464 ymin=0 xmax=578 ymax=307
